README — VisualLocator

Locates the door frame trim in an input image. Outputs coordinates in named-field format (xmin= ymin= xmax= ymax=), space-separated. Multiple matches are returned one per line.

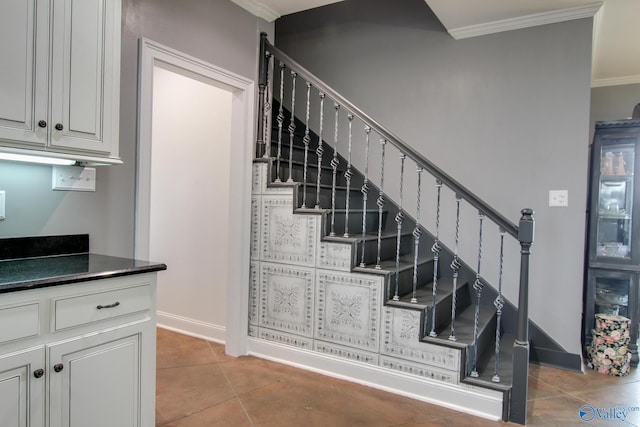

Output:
xmin=136 ymin=38 xmax=255 ymax=356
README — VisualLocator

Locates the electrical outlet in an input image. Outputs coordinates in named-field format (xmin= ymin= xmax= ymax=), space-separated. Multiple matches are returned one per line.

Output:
xmin=549 ymin=190 xmax=568 ymax=207
xmin=52 ymin=166 xmax=96 ymax=191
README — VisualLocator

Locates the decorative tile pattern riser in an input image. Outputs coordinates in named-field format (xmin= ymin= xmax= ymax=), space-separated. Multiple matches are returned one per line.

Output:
xmin=248 ymin=324 xmax=258 ymax=337
xmin=379 ymin=356 xmax=458 ymax=384
xmin=252 ymin=163 xmax=264 ymax=195
xmin=249 ymin=261 xmax=259 ymax=326
xmin=260 ymin=263 xmax=315 ymax=337
xmin=315 ymin=270 xmax=382 ymax=352
xmin=258 ymin=328 xmax=314 ymax=349
xmin=251 ymin=196 xmax=261 ymax=260
xmin=261 ymin=196 xmax=317 ymax=266
xmin=318 ymin=240 xmax=356 ymax=271
xmin=314 ymin=340 xmax=379 ymax=365
xmin=253 ymin=162 xmax=294 ymax=195
xmin=382 ymin=307 xmax=460 ymax=371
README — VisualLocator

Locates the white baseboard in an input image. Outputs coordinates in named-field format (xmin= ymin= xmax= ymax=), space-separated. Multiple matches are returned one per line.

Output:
xmin=156 ymin=311 xmax=225 ymax=344
xmin=247 ymin=338 xmax=504 ymax=421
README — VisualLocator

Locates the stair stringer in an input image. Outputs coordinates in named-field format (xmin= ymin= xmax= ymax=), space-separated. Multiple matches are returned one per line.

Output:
xmin=248 ymin=161 xmax=505 ymax=421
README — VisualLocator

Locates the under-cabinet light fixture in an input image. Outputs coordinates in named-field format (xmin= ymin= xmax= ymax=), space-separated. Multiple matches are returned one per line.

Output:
xmin=0 ymin=152 xmax=76 ymax=166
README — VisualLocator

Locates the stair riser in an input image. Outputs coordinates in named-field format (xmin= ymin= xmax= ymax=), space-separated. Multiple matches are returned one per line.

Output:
xmin=355 ymin=234 xmax=414 ymax=266
xmin=424 ymin=282 xmax=472 ymax=336
xmin=325 ymin=211 xmax=389 ymax=237
xmin=270 ymin=141 xmax=334 ymax=168
xmin=275 ymin=163 xmax=352 ymax=187
xmin=301 ymin=187 xmax=366 ymax=211
xmin=387 ymin=260 xmax=434 ymax=301
xmin=465 ymin=309 xmax=498 ymax=375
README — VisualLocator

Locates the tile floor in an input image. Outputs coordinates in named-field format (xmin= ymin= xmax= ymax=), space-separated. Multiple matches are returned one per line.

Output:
xmin=156 ymin=328 xmax=640 ymax=426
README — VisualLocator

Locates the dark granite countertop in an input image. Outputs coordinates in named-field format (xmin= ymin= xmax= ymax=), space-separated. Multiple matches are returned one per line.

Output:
xmin=0 ymin=235 xmax=166 ymax=294
xmin=0 ymin=253 xmax=167 ymax=293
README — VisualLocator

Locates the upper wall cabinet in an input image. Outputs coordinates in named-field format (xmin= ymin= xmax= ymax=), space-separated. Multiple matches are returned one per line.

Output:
xmin=0 ymin=0 xmax=122 ymax=164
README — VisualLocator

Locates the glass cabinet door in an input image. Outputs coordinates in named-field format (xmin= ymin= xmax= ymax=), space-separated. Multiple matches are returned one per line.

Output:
xmin=594 ymin=275 xmax=630 ymax=318
xmin=596 ymin=143 xmax=634 ymax=260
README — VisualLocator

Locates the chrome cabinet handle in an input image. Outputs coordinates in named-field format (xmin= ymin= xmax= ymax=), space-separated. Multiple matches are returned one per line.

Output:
xmin=96 ymin=301 xmax=120 ymax=310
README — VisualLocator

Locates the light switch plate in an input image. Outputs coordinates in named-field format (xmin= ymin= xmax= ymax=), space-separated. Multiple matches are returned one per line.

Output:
xmin=0 ymin=190 xmax=5 ymax=220
xmin=549 ymin=190 xmax=568 ymax=207
xmin=52 ymin=166 xmax=96 ymax=191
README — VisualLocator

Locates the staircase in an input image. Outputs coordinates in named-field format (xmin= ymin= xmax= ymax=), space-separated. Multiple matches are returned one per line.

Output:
xmin=249 ymin=34 xmax=534 ymax=424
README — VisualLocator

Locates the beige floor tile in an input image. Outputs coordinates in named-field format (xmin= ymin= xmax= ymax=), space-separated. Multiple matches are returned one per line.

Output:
xmin=160 ymin=398 xmax=252 ymax=427
xmin=156 ymin=364 xmax=235 ymax=425
xmin=156 ymin=329 xmax=640 ymax=427
xmin=156 ymin=328 xmax=217 ymax=369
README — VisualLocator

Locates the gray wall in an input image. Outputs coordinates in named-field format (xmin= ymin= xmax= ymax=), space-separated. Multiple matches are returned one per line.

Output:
xmin=590 ymin=84 xmax=640 ymax=141
xmin=275 ymin=0 xmax=593 ymax=354
xmin=0 ymin=0 xmax=271 ymax=256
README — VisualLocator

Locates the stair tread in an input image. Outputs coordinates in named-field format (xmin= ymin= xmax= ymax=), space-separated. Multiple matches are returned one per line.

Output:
xmin=388 ymin=277 xmax=456 ymax=309
xmin=274 ymin=158 xmax=345 ymax=172
xmin=320 ymin=230 xmax=406 ymax=243
xmin=331 ymin=208 xmax=384 ymax=214
xmin=300 ymin=183 xmax=364 ymax=193
xmin=422 ymin=302 xmax=496 ymax=347
xmin=462 ymin=332 xmax=515 ymax=390
xmin=356 ymin=254 xmax=434 ymax=273
xmin=360 ymin=231 xmax=413 ymax=242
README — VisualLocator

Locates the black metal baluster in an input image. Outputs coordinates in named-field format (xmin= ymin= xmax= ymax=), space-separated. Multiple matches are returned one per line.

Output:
xmin=275 ymin=63 xmax=285 ymax=182
xmin=393 ymin=154 xmax=406 ymax=302
xmin=493 ymin=228 xmax=506 ymax=383
xmin=375 ymin=139 xmax=386 ymax=270
xmin=411 ymin=166 xmax=423 ymax=304
xmin=315 ymin=93 xmax=325 ymax=209
xmin=360 ymin=126 xmax=371 ymax=267
xmin=429 ymin=180 xmax=442 ymax=337
xmin=301 ymin=82 xmax=311 ymax=208
xmin=262 ymin=52 xmax=272 ymax=159
xmin=344 ymin=114 xmax=354 ymax=237
xmin=470 ymin=212 xmax=485 ymax=378
xmin=330 ymin=103 xmax=340 ymax=236
xmin=287 ymin=71 xmax=297 ymax=183
xmin=449 ymin=194 xmax=462 ymax=342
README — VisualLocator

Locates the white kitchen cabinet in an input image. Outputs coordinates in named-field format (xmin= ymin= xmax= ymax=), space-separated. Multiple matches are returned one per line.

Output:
xmin=48 ymin=326 xmax=144 ymax=427
xmin=0 ymin=0 xmax=121 ymax=164
xmin=0 ymin=274 xmax=157 ymax=427
xmin=0 ymin=347 xmax=45 ymax=427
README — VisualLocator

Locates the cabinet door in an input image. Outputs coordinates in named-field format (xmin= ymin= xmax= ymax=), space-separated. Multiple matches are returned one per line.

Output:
xmin=0 ymin=347 xmax=45 ymax=427
xmin=48 ymin=327 xmax=142 ymax=427
xmin=0 ymin=0 xmax=48 ymax=147
xmin=593 ymin=141 xmax=635 ymax=262
xmin=49 ymin=0 xmax=120 ymax=154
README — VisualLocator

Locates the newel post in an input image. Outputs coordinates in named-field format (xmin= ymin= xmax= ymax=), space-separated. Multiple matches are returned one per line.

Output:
xmin=510 ymin=208 xmax=534 ymax=425
xmin=255 ymin=32 xmax=269 ymax=159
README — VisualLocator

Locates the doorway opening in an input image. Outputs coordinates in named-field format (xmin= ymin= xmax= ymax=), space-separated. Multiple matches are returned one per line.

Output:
xmin=136 ymin=39 xmax=254 ymax=356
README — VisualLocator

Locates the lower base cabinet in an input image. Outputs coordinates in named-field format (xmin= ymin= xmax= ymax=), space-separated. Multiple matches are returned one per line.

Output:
xmin=0 ymin=273 xmax=157 ymax=427
xmin=0 ymin=347 xmax=45 ymax=427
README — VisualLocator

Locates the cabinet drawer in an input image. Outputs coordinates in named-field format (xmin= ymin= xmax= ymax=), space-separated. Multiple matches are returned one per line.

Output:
xmin=53 ymin=284 xmax=151 ymax=331
xmin=0 ymin=302 xmax=40 ymax=344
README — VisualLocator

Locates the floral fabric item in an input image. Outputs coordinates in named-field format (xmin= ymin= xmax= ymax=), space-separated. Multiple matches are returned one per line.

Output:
xmin=586 ymin=313 xmax=631 ymax=376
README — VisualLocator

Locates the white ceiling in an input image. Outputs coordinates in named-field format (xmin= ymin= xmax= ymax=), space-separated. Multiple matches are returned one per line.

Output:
xmin=231 ymin=0 xmax=640 ymax=88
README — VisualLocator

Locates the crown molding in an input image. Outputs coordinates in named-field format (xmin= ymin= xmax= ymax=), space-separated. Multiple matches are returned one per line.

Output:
xmin=448 ymin=2 xmax=603 ymax=40
xmin=230 ymin=0 xmax=280 ymax=22
xmin=591 ymin=74 xmax=640 ymax=88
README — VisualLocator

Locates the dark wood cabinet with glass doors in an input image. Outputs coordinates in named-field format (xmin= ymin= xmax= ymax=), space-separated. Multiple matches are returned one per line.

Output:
xmin=585 ymin=120 xmax=640 ymax=367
